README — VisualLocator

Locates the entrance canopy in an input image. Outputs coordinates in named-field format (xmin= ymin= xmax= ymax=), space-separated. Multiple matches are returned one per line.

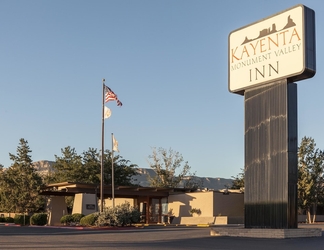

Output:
xmin=40 ymin=182 xmax=195 ymax=198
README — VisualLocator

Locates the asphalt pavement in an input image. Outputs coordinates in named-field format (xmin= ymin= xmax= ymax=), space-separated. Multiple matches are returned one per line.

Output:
xmin=0 ymin=223 xmax=324 ymax=250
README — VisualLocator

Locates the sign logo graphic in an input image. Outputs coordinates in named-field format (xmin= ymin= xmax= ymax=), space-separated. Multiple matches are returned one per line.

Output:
xmin=228 ymin=5 xmax=315 ymax=94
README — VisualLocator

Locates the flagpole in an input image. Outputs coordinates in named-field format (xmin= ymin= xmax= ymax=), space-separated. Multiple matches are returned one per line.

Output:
xmin=100 ymin=78 xmax=105 ymax=213
xmin=111 ymin=133 xmax=115 ymax=208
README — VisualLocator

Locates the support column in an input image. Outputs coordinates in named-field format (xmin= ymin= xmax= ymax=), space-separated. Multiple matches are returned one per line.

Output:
xmin=244 ymin=79 xmax=298 ymax=228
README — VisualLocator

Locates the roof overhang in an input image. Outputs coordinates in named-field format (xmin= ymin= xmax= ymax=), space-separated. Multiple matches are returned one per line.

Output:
xmin=40 ymin=182 xmax=195 ymax=198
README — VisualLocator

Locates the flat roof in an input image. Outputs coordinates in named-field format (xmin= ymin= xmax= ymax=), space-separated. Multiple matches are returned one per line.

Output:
xmin=40 ymin=182 xmax=196 ymax=198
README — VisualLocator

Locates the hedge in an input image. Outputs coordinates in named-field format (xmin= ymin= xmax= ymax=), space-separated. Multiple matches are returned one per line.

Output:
xmin=60 ymin=214 xmax=74 ymax=225
xmin=14 ymin=215 xmax=30 ymax=225
xmin=30 ymin=213 xmax=48 ymax=226
xmin=72 ymin=213 xmax=84 ymax=223
xmin=4 ymin=217 xmax=14 ymax=223
xmin=79 ymin=213 xmax=97 ymax=226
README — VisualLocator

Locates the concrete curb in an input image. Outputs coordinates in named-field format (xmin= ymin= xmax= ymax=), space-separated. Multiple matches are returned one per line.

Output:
xmin=133 ymin=223 xmax=212 ymax=228
xmin=0 ymin=223 xmax=224 ymax=231
xmin=29 ymin=225 xmax=144 ymax=230
xmin=0 ymin=223 xmax=21 ymax=227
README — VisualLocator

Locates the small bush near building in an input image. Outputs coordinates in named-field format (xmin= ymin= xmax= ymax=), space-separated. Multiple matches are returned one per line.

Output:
xmin=14 ymin=214 xmax=30 ymax=225
xmin=60 ymin=214 xmax=74 ymax=225
xmin=117 ymin=203 xmax=141 ymax=226
xmin=96 ymin=202 xmax=141 ymax=227
xmin=79 ymin=213 xmax=97 ymax=227
xmin=0 ymin=217 xmax=5 ymax=223
xmin=30 ymin=213 xmax=48 ymax=226
xmin=96 ymin=207 xmax=116 ymax=226
xmin=4 ymin=217 xmax=14 ymax=223
xmin=72 ymin=213 xmax=84 ymax=223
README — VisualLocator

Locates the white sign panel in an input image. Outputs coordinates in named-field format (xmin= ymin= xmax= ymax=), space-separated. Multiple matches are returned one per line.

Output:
xmin=228 ymin=5 xmax=315 ymax=94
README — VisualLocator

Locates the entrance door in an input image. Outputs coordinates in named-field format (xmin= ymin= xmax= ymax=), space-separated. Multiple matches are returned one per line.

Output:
xmin=150 ymin=198 xmax=160 ymax=223
xmin=137 ymin=196 xmax=168 ymax=224
xmin=137 ymin=197 xmax=149 ymax=223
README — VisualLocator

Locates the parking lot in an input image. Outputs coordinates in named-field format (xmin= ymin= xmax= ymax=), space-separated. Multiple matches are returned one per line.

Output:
xmin=1 ymin=224 xmax=324 ymax=250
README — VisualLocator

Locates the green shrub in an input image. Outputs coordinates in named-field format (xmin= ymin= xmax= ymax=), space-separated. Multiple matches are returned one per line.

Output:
xmin=14 ymin=214 xmax=30 ymax=225
xmin=4 ymin=217 xmax=14 ymax=223
xmin=96 ymin=207 xmax=117 ymax=226
xmin=0 ymin=217 xmax=5 ymax=223
xmin=79 ymin=213 xmax=98 ymax=226
xmin=72 ymin=213 xmax=84 ymax=223
xmin=60 ymin=214 xmax=74 ymax=225
xmin=130 ymin=208 xmax=141 ymax=224
xmin=30 ymin=213 xmax=48 ymax=226
xmin=116 ymin=202 xmax=141 ymax=226
xmin=96 ymin=202 xmax=141 ymax=227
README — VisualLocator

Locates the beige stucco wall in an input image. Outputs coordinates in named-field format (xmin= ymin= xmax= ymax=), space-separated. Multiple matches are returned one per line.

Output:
xmin=46 ymin=196 xmax=68 ymax=226
xmin=0 ymin=212 xmax=19 ymax=218
xmin=168 ymin=192 xmax=214 ymax=217
xmin=168 ymin=191 xmax=244 ymax=224
xmin=103 ymin=198 xmax=135 ymax=208
xmin=213 ymin=192 xmax=244 ymax=217
xmin=72 ymin=193 xmax=98 ymax=215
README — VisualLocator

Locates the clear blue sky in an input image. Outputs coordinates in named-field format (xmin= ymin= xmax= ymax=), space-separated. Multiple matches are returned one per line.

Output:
xmin=1 ymin=0 xmax=323 ymax=179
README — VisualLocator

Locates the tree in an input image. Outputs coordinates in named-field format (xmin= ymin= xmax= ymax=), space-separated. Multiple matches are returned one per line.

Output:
xmin=147 ymin=147 xmax=199 ymax=189
xmin=298 ymin=136 xmax=324 ymax=223
xmin=0 ymin=139 xmax=44 ymax=213
xmin=52 ymin=147 xmax=137 ymax=186
xmin=52 ymin=146 xmax=88 ymax=183
xmin=51 ymin=147 xmax=138 ymax=211
xmin=102 ymin=150 xmax=138 ymax=186
xmin=82 ymin=147 xmax=102 ymax=184
xmin=231 ymin=168 xmax=245 ymax=189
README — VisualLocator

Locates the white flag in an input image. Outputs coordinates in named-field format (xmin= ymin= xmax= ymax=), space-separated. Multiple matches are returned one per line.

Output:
xmin=112 ymin=134 xmax=119 ymax=152
xmin=104 ymin=106 xmax=111 ymax=119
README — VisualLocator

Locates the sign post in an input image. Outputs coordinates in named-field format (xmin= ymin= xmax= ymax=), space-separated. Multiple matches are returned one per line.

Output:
xmin=228 ymin=5 xmax=316 ymax=228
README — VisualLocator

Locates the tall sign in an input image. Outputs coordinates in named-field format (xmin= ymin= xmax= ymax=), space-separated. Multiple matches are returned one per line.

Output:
xmin=229 ymin=4 xmax=315 ymax=95
xmin=228 ymin=5 xmax=315 ymax=229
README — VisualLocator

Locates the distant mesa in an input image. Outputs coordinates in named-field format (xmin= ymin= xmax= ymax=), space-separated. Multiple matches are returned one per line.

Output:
xmin=132 ymin=168 xmax=234 ymax=190
xmin=32 ymin=162 xmax=234 ymax=190
xmin=241 ymin=15 xmax=296 ymax=45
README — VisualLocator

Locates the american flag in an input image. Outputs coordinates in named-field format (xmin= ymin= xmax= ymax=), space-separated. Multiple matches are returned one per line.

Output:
xmin=104 ymin=85 xmax=122 ymax=106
